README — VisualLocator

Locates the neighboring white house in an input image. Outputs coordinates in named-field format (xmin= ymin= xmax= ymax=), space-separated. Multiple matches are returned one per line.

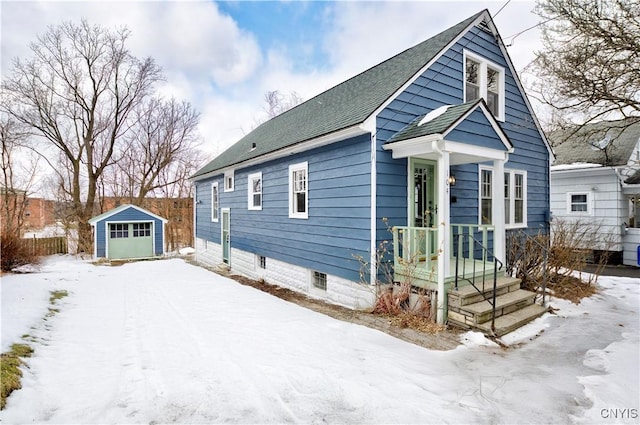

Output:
xmin=550 ymin=118 xmax=640 ymax=267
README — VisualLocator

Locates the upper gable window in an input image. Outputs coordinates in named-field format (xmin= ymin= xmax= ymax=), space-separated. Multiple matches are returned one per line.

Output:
xmin=224 ymin=171 xmax=234 ymax=192
xmin=464 ymin=50 xmax=505 ymax=121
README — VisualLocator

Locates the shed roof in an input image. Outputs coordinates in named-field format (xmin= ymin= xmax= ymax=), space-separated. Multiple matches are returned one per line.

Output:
xmin=192 ymin=11 xmax=485 ymax=179
xmin=88 ymin=204 xmax=168 ymax=225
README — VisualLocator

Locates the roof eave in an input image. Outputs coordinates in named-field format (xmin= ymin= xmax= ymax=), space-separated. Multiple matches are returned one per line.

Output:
xmin=191 ymin=124 xmax=369 ymax=182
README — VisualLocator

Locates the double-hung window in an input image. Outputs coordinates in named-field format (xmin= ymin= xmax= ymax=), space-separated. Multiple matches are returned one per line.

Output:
xmin=211 ymin=182 xmax=219 ymax=222
xmin=568 ymin=193 xmax=591 ymax=214
xmin=464 ymin=50 xmax=505 ymax=120
xmin=248 ymin=172 xmax=262 ymax=210
xmin=480 ymin=167 xmax=527 ymax=227
xmin=289 ymin=161 xmax=308 ymax=219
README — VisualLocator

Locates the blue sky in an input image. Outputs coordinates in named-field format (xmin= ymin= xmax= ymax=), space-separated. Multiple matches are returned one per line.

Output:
xmin=1 ymin=1 xmax=543 ymax=158
xmin=217 ymin=1 xmax=330 ymax=72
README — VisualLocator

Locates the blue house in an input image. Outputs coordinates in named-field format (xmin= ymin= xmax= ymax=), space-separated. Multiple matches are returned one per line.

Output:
xmin=89 ymin=204 xmax=168 ymax=260
xmin=191 ymin=10 xmax=552 ymax=333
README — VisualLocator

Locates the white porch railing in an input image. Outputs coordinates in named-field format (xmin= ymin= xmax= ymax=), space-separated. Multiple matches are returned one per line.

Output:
xmin=391 ymin=224 xmax=495 ymax=284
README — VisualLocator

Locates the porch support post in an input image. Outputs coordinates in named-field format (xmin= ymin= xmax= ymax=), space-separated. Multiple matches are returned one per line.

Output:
xmin=436 ymin=146 xmax=450 ymax=324
xmin=492 ymin=157 xmax=506 ymax=263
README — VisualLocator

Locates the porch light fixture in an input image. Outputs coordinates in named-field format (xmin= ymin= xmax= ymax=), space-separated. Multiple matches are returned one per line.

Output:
xmin=448 ymin=175 xmax=456 ymax=186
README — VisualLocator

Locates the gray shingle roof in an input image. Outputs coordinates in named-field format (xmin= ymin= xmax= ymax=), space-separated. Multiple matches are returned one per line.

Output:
xmin=385 ymin=100 xmax=482 ymax=143
xmin=192 ymin=11 xmax=484 ymax=179
xmin=550 ymin=118 xmax=640 ymax=166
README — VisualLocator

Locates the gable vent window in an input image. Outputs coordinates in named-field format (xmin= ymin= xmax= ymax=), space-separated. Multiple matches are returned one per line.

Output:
xmin=464 ymin=50 xmax=505 ymax=121
xmin=312 ymin=271 xmax=327 ymax=291
xmin=224 ymin=171 xmax=234 ymax=192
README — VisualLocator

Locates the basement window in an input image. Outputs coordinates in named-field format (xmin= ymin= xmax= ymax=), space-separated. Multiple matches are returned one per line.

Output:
xmin=312 ymin=271 xmax=327 ymax=291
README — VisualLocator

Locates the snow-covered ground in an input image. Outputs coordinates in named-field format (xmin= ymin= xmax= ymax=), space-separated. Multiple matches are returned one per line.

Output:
xmin=1 ymin=256 xmax=638 ymax=424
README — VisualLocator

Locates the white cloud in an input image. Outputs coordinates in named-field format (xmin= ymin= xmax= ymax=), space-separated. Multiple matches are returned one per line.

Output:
xmin=1 ymin=1 xmax=543 ymax=158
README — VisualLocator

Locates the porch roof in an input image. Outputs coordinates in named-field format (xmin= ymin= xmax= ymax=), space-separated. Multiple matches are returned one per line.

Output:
xmin=382 ymin=99 xmax=513 ymax=164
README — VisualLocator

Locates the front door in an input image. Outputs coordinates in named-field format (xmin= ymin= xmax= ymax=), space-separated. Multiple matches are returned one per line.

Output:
xmin=222 ymin=208 xmax=230 ymax=264
xmin=411 ymin=159 xmax=436 ymax=228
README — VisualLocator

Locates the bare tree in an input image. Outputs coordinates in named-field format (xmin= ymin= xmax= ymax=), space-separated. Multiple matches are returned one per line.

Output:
xmin=1 ymin=20 xmax=163 ymax=252
xmin=103 ymin=97 xmax=200 ymax=204
xmin=530 ymin=0 xmax=640 ymax=138
xmin=251 ymin=90 xmax=304 ymax=129
xmin=0 ymin=116 xmax=40 ymax=237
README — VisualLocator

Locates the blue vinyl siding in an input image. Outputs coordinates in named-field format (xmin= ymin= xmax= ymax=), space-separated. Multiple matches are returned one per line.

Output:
xmin=94 ymin=207 xmax=164 ymax=257
xmin=195 ymin=134 xmax=372 ymax=282
xmin=376 ymin=24 xmax=550 ymax=242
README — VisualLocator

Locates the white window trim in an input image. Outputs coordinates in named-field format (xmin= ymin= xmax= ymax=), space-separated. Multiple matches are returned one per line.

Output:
xmin=211 ymin=182 xmax=219 ymax=222
xmin=479 ymin=166 xmax=527 ymax=229
xmin=463 ymin=50 xmax=506 ymax=121
xmin=567 ymin=192 xmax=592 ymax=215
xmin=310 ymin=270 xmax=327 ymax=292
xmin=289 ymin=161 xmax=308 ymax=219
xmin=224 ymin=170 xmax=234 ymax=192
xmin=247 ymin=171 xmax=263 ymax=211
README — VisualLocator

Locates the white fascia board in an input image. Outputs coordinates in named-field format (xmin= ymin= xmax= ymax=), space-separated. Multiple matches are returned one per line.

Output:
xmin=550 ymin=165 xmax=615 ymax=176
xmin=192 ymin=125 xmax=368 ymax=182
xmin=442 ymin=140 xmax=509 ymax=161
xmin=382 ymin=134 xmax=443 ymax=159
xmin=383 ymin=134 xmax=508 ymax=162
xmin=361 ymin=14 xmax=484 ymax=131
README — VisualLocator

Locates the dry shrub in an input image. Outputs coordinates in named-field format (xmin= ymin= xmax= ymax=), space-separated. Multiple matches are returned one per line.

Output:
xmin=1 ymin=233 xmax=39 ymax=272
xmin=507 ymin=219 xmax=611 ymax=303
xmin=388 ymin=312 xmax=445 ymax=334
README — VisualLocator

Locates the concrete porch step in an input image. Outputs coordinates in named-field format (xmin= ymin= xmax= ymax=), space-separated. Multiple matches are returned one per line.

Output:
xmin=448 ymin=276 xmax=521 ymax=307
xmin=476 ymin=304 xmax=548 ymax=337
xmin=457 ymin=289 xmax=536 ymax=324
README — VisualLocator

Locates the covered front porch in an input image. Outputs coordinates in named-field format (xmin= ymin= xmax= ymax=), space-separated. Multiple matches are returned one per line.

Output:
xmin=391 ymin=224 xmax=498 ymax=291
xmin=382 ymin=100 xmax=513 ymax=324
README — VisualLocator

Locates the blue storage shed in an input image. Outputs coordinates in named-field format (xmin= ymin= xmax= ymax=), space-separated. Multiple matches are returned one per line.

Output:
xmin=88 ymin=204 xmax=168 ymax=260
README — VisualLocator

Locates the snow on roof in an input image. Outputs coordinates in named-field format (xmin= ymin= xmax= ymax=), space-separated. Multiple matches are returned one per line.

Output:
xmin=551 ymin=162 xmax=604 ymax=172
xmin=418 ymin=105 xmax=453 ymax=126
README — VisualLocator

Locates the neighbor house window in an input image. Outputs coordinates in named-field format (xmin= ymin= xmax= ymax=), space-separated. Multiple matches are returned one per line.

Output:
xmin=464 ymin=50 xmax=505 ymax=120
xmin=480 ymin=167 xmax=527 ymax=227
xmin=211 ymin=182 xmax=219 ymax=222
xmin=133 ymin=223 xmax=151 ymax=237
xmin=110 ymin=223 xmax=128 ymax=238
xmin=312 ymin=271 xmax=327 ymax=291
xmin=258 ymin=255 xmax=266 ymax=269
xmin=289 ymin=161 xmax=308 ymax=219
xmin=568 ymin=193 xmax=591 ymax=214
xmin=248 ymin=172 xmax=262 ymax=210
xmin=224 ymin=171 xmax=234 ymax=192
